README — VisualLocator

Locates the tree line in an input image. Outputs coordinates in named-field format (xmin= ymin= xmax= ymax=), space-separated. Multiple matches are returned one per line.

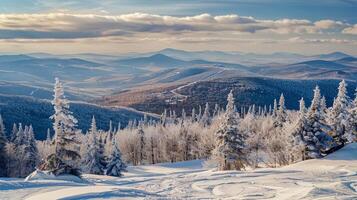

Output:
xmin=0 ymin=79 xmax=356 ymax=177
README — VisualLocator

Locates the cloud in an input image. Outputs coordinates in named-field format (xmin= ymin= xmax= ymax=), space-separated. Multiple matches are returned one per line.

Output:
xmin=342 ymin=24 xmax=357 ymax=35
xmin=288 ymin=37 xmax=356 ymax=44
xmin=0 ymin=13 xmax=353 ymax=40
xmin=314 ymin=20 xmax=346 ymax=29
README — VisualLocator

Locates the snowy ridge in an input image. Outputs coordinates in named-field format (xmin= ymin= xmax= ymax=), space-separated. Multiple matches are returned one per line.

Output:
xmin=1 ymin=144 xmax=357 ymax=199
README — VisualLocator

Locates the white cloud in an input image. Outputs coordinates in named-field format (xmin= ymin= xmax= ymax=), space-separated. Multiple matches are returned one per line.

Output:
xmin=288 ymin=36 xmax=356 ymax=44
xmin=342 ymin=24 xmax=357 ymax=35
xmin=0 ymin=13 xmax=354 ymax=40
xmin=314 ymin=20 xmax=346 ymax=29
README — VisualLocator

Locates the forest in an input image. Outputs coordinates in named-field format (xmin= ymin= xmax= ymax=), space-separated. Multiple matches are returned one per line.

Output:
xmin=0 ymin=78 xmax=356 ymax=177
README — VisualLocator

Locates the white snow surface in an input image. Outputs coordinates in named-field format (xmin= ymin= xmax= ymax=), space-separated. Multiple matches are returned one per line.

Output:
xmin=1 ymin=144 xmax=357 ymax=199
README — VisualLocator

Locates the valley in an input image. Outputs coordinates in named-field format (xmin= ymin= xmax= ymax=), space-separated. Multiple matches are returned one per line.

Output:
xmin=0 ymin=49 xmax=356 ymax=139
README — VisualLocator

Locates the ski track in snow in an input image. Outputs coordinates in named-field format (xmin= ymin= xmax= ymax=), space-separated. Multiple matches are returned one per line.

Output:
xmin=2 ymin=144 xmax=357 ymax=199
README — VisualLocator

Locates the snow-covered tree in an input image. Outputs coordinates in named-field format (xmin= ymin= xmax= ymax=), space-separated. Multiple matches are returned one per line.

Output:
xmin=46 ymin=128 xmax=52 ymax=144
xmin=329 ymin=80 xmax=350 ymax=145
xmin=299 ymin=97 xmax=307 ymax=115
xmin=303 ymin=86 xmax=333 ymax=159
xmin=346 ymin=88 xmax=357 ymax=142
xmin=105 ymin=140 xmax=126 ymax=177
xmin=213 ymin=90 xmax=247 ymax=170
xmin=272 ymin=99 xmax=278 ymax=117
xmin=200 ymin=102 xmax=210 ymax=126
xmin=40 ymin=78 xmax=81 ymax=176
xmin=10 ymin=123 xmax=17 ymax=142
xmin=191 ymin=108 xmax=196 ymax=122
xmin=274 ymin=94 xmax=287 ymax=127
xmin=137 ymin=124 xmax=145 ymax=164
xmin=21 ymin=125 xmax=38 ymax=177
xmin=82 ymin=117 xmax=105 ymax=175
xmin=0 ymin=115 xmax=7 ymax=177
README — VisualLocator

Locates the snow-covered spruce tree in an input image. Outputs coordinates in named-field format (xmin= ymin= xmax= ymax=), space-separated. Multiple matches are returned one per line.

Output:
xmin=137 ymin=123 xmax=145 ymax=164
xmin=213 ymin=90 xmax=247 ymax=170
xmin=21 ymin=125 xmax=39 ymax=177
xmin=105 ymin=140 xmax=126 ymax=177
xmin=302 ymin=86 xmax=333 ymax=159
xmin=191 ymin=108 xmax=196 ymax=122
xmin=288 ymin=98 xmax=309 ymax=162
xmin=40 ymin=78 xmax=81 ymax=176
xmin=10 ymin=123 xmax=17 ymax=142
xmin=82 ymin=116 xmax=106 ymax=175
xmin=272 ymin=99 xmax=278 ymax=117
xmin=274 ymin=93 xmax=287 ymax=127
xmin=346 ymin=88 xmax=357 ymax=142
xmin=0 ymin=115 xmax=7 ymax=177
xmin=320 ymin=96 xmax=328 ymax=116
xmin=328 ymin=80 xmax=350 ymax=145
xmin=46 ymin=128 xmax=52 ymax=145
xmin=200 ymin=102 xmax=211 ymax=126
xmin=8 ymin=124 xmax=25 ymax=177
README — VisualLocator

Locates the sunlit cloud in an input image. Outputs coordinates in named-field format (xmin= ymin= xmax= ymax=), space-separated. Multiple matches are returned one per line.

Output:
xmin=0 ymin=13 xmax=353 ymax=40
xmin=342 ymin=24 xmax=357 ymax=35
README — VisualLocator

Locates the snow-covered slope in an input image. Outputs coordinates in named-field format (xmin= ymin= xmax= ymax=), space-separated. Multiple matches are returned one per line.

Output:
xmin=1 ymin=144 xmax=357 ymax=199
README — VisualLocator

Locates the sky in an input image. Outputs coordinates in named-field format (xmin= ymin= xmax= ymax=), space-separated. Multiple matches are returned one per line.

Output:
xmin=0 ymin=0 xmax=357 ymax=55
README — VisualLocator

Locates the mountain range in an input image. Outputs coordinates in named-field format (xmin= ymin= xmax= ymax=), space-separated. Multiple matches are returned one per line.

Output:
xmin=0 ymin=49 xmax=356 ymax=138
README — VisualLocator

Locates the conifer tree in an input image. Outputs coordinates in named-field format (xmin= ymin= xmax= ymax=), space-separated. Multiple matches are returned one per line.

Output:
xmin=10 ymin=123 xmax=17 ymax=142
xmin=105 ymin=140 xmax=126 ymax=177
xmin=137 ymin=123 xmax=145 ymax=164
xmin=82 ymin=117 xmax=105 ymax=175
xmin=0 ymin=115 xmax=7 ymax=177
xmin=46 ymin=128 xmax=52 ymax=144
xmin=275 ymin=94 xmax=287 ymax=127
xmin=200 ymin=102 xmax=210 ymax=126
xmin=40 ymin=78 xmax=81 ymax=176
xmin=346 ymin=88 xmax=357 ymax=142
xmin=213 ymin=90 xmax=247 ymax=170
xmin=191 ymin=108 xmax=196 ymax=122
xmin=329 ymin=80 xmax=350 ymax=145
xmin=303 ymin=86 xmax=333 ymax=159
xmin=22 ymin=125 xmax=38 ymax=177
xmin=273 ymin=99 xmax=278 ymax=117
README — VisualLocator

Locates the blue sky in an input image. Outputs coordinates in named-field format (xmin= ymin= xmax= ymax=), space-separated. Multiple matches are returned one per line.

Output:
xmin=0 ymin=0 xmax=356 ymax=54
xmin=2 ymin=0 xmax=357 ymax=22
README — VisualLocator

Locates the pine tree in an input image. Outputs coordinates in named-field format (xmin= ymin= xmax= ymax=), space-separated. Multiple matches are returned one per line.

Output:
xmin=320 ymin=96 xmax=327 ymax=115
xmin=213 ymin=103 xmax=220 ymax=117
xmin=22 ymin=125 xmax=38 ymax=177
xmin=0 ymin=115 xmax=7 ymax=177
xmin=346 ymin=88 xmax=357 ymax=142
xmin=299 ymin=97 xmax=307 ymax=115
xmin=46 ymin=128 xmax=52 ymax=144
xmin=82 ymin=118 xmax=105 ymax=175
xmin=160 ymin=109 xmax=167 ymax=126
xmin=10 ymin=123 xmax=17 ymax=142
xmin=181 ymin=108 xmax=186 ymax=122
xmin=289 ymin=98 xmax=308 ymax=162
xmin=273 ymin=99 xmax=278 ymax=117
xmin=40 ymin=78 xmax=81 ymax=176
xmin=197 ymin=105 xmax=202 ymax=122
xmin=302 ymin=86 xmax=333 ymax=159
xmin=329 ymin=80 xmax=350 ymax=145
xmin=109 ymin=120 xmax=113 ymax=133
xmin=137 ymin=124 xmax=145 ymax=164
xmin=274 ymin=94 xmax=287 ymax=127
xmin=8 ymin=124 xmax=25 ymax=177
xmin=191 ymin=108 xmax=196 ymax=122
xmin=213 ymin=90 xmax=247 ymax=170
xmin=105 ymin=140 xmax=126 ymax=177
xmin=200 ymin=102 xmax=210 ymax=126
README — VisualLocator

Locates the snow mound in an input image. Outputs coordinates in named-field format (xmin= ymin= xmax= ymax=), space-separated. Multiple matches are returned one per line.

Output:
xmin=25 ymin=170 xmax=85 ymax=183
xmin=324 ymin=143 xmax=357 ymax=161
